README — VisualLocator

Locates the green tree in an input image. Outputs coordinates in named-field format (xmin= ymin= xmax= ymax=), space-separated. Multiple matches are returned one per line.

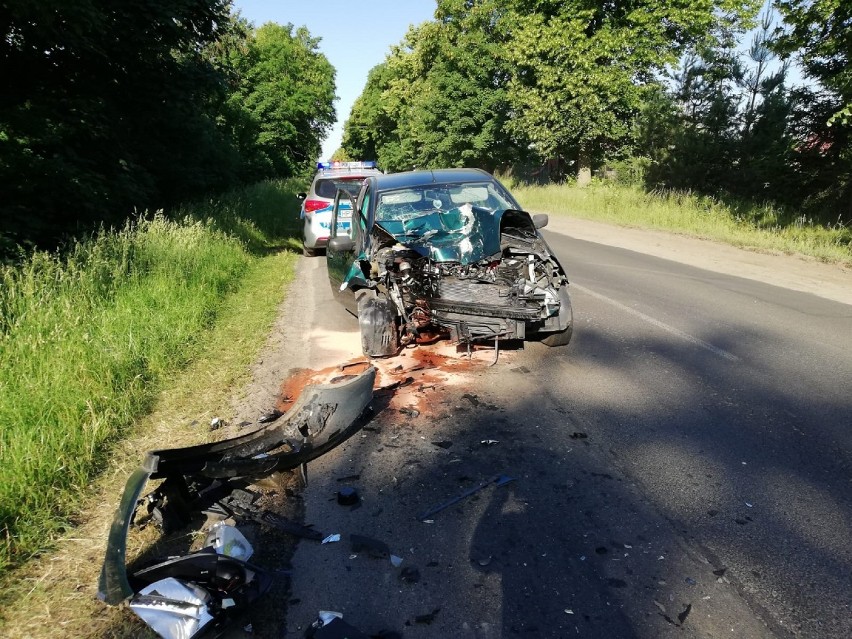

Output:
xmin=772 ymin=0 xmax=851 ymax=221
xmin=0 ymin=0 xmax=241 ymax=249
xmin=344 ymin=4 xmax=517 ymax=172
xmin=343 ymin=62 xmax=399 ymax=164
xmin=502 ymin=0 xmax=760 ymax=183
xmin=225 ymin=22 xmax=336 ymax=178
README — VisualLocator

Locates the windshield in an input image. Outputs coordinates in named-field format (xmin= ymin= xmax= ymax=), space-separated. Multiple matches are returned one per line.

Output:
xmin=375 ymin=181 xmax=514 ymax=223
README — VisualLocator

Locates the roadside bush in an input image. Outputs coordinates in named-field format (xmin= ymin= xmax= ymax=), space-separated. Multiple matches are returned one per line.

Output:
xmin=513 ymin=182 xmax=852 ymax=264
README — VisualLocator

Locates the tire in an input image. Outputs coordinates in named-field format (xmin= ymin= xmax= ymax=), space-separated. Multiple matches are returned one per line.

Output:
xmin=540 ymin=288 xmax=573 ymax=347
xmin=303 ymin=244 xmax=317 ymax=257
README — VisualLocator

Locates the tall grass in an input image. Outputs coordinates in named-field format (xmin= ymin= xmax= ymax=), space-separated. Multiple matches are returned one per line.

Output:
xmin=512 ymin=182 xmax=852 ymax=264
xmin=0 ymin=179 xmax=303 ymax=572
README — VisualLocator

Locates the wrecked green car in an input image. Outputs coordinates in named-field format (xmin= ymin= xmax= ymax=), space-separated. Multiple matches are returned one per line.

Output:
xmin=325 ymin=168 xmax=573 ymax=357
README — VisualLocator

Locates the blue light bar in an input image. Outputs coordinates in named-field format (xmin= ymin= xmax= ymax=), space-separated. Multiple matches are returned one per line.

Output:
xmin=317 ymin=160 xmax=378 ymax=171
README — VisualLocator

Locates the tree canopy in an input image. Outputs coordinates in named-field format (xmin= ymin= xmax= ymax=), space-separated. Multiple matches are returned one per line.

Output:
xmin=343 ymin=0 xmax=850 ymax=224
xmin=0 ymin=1 xmax=336 ymax=255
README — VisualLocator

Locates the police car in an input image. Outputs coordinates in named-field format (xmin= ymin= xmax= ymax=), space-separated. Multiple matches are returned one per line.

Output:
xmin=297 ymin=161 xmax=382 ymax=256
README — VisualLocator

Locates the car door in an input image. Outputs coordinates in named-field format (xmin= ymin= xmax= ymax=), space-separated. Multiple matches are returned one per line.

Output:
xmin=326 ymin=189 xmax=354 ymax=289
xmin=326 ymin=186 xmax=365 ymax=314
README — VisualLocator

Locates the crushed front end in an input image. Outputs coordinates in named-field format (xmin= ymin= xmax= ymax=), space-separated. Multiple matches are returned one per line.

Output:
xmin=358 ymin=209 xmax=571 ymax=354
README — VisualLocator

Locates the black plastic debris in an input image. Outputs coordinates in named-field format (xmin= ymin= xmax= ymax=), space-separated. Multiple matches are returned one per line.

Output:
xmin=376 ymin=376 xmax=414 ymax=394
xmin=713 ymin=567 xmax=727 ymax=577
xmin=413 ymin=608 xmax=441 ymax=625
xmin=336 ymin=473 xmax=361 ymax=482
xmin=399 ymin=566 xmax=420 ymax=584
xmin=350 ymin=534 xmax=390 ymax=559
xmin=230 ymin=503 xmax=323 ymax=541
xmin=677 ymin=603 xmax=692 ymax=624
xmin=431 ymin=440 xmax=453 ymax=449
xmin=461 ymin=393 xmax=480 ymax=406
xmin=569 ymin=432 xmax=588 ymax=439
xmin=258 ymin=409 xmax=283 ymax=423
xmin=337 ymin=487 xmax=360 ymax=506
xmin=237 ymin=421 xmax=252 ymax=429
xmin=307 ymin=613 xmax=370 ymax=639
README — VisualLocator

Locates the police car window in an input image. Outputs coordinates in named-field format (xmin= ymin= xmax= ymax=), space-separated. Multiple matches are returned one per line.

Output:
xmin=316 ymin=178 xmax=365 ymax=199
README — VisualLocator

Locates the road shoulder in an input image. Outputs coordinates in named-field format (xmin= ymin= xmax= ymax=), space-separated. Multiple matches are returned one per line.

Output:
xmin=544 ymin=216 xmax=852 ymax=307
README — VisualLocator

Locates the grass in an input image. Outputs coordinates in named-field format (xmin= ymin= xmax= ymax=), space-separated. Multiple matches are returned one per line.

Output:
xmin=0 ymin=178 xmax=304 ymax=576
xmin=511 ymin=182 xmax=852 ymax=265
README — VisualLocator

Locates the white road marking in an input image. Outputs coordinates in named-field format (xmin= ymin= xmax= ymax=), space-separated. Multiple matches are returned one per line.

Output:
xmin=573 ymin=283 xmax=740 ymax=362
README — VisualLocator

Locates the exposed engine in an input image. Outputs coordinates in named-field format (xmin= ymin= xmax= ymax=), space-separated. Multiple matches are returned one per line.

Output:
xmin=369 ymin=236 xmax=566 ymax=345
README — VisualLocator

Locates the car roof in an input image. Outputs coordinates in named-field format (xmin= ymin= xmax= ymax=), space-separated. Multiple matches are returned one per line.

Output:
xmin=373 ymin=168 xmax=492 ymax=191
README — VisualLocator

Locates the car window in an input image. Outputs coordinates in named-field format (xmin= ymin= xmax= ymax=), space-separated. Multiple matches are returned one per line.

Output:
xmin=315 ymin=177 xmax=366 ymax=199
xmin=359 ymin=188 xmax=371 ymax=232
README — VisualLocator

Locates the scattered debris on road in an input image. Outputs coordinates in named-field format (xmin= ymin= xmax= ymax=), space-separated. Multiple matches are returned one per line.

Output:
xmin=97 ymin=367 xmax=376 ymax=638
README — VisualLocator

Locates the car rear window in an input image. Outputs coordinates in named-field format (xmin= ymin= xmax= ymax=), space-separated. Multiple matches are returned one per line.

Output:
xmin=315 ymin=177 xmax=366 ymax=199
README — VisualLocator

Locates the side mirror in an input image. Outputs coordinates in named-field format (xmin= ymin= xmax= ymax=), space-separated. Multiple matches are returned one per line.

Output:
xmin=532 ymin=214 xmax=549 ymax=229
xmin=296 ymin=192 xmax=307 ymax=200
xmin=328 ymin=236 xmax=355 ymax=253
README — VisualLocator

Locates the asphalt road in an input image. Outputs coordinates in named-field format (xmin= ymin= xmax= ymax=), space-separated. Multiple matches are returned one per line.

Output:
xmin=280 ymin=230 xmax=852 ymax=639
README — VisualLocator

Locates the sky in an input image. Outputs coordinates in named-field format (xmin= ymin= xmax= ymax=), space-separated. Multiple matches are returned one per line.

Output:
xmin=233 ymin=0 xmax=437 ymax=160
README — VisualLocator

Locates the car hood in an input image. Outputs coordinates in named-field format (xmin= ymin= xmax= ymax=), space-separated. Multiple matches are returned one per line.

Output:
xmin=374 ymin=204 xmax=503 ymax=265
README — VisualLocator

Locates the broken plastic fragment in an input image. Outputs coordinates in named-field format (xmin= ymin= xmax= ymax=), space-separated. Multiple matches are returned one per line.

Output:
xmin=258 ymin=409 xmax=283 ymax=423
xmin=311 ymin=616 xmax=370 ymax=639
xmin=390 ymin=555 xmax=403 ymax=567
xmin=204 ymin=523 xmax=253 ymax=561
xmin=414 ymin=608 xmax=441 ymax=625
xmin=480 ymin=439 xmax=499 ymax=446
xmin=322 ymin=534 xmax=341 ymax=544
xmin=210 ymin=417 xmax=224 ymax=430
xmin=417 ymin=474 xmax=515 ymax=521
xmin=129 ymin=577 xmax=214 ymax=639
xmin=337 ymin=487 xmax=359 ymax=506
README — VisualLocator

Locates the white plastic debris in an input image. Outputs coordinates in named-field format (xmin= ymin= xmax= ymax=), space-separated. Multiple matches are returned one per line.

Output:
xmin=129 ymin=577 xmax=214 ymax=639
xmin=318 ymin=610 xmax=344 ymax=624
xmin=204 ymin=522 xmax=253 ymax=561
xmin=322 ymin=533 xmax=341 ymax=544
xmin=390 ymin=554 xmax=403 ymax=567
